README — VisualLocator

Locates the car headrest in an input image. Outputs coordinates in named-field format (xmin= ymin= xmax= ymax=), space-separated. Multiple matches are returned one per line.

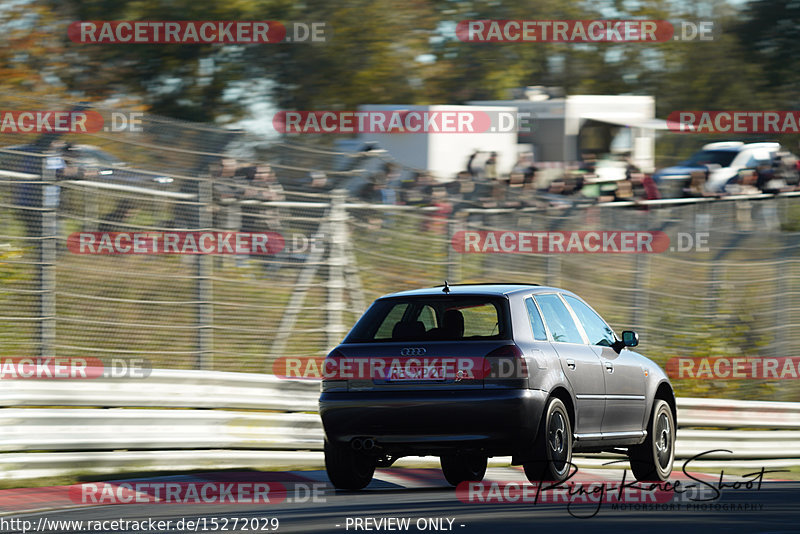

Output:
xmin=443 ymin=309 xmax=465 ymax=338
xmin=392 ymin=320 xmax=426 ymax=340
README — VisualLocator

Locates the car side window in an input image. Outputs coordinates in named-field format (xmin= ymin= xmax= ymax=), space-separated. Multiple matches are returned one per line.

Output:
xmin=564 ymin=295 xmax=616 ymax=347
xmin=525 ymin=298 xmax=547 ymax=341
xmin=374 ymin=303 xmax=409 ymax=339
xmin=460 ymin=303 xmax=500 ymax=337
xmin=534 ymin=294 xmax=584 ymax=344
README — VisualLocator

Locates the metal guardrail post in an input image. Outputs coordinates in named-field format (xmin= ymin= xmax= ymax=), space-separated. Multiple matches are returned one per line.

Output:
xmin=196 ymin=178 xmax=213 ymax=370
xmin=38 ymin=154 xmax=58 ymax=361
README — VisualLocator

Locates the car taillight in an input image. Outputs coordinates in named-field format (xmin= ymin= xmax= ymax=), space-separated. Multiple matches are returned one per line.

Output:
xmin=484 ymin=344 xmax=528 ymax=388
xmin=320 ymin=349 xmax=347 ymax=392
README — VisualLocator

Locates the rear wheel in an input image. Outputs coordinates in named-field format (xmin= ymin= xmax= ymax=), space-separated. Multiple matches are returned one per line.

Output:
xmin=440 ymin=453 xmax=488 ymax=486
xmin=523 ymin=397 xmax=572 ymax=482
xmin=629 ymin=399 xmax=675 ymax=481
xmin=324 ymin=439 xmax=376 ymax=490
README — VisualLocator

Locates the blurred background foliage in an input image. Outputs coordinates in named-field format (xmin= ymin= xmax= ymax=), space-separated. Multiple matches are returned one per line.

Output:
xmin=0 ymin=1 xmax=797 ymax=129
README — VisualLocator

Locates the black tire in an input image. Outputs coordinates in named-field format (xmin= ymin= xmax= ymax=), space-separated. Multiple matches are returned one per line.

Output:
xmin=440 ymin=453 xmax=488 ymax=486
xmin=629 ymin=399 xmax=675 ymax=482
xmin=523 ymin=397 xmax=572 ymax=483
xmin=324 ymin=439 xmax=376 ymax=490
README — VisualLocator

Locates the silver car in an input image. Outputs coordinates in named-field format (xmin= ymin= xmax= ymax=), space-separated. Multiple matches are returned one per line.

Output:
xmin=319 ymin=283 xmax=676 ymax=489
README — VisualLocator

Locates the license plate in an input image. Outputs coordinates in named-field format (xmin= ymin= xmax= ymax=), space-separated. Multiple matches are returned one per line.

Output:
xmin=385 ymin=365 xmax=447 ymax=382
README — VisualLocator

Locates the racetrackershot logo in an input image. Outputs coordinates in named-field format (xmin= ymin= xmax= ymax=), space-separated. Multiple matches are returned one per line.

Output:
xmin=667 ymin=356 xmax=800 ymax=380
xmin=0 ymin=111 xmax=143 ymax=133
xmin=68 ymin=21 xmax=328 ymax=44
xmin=457 ymin=452 xmax=781 ymax=518
xmin=455 ymin=20 xmax=714 ymax=43
xmin=0 ymin=357 xmax=150 ymax=379
xmin=451 ymin=231 xmax=710 ymax=254
xmin=667 ymin=111 xmax=800 ymax=134
xmin=273 ymin=110 xmax=534 ymax=134
xmin=67 ymin=232 xmax=325 ymax=255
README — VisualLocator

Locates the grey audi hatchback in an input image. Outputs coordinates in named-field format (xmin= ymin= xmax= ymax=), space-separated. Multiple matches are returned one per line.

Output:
xmin=318 ymin=283 xmax=676 ymax=489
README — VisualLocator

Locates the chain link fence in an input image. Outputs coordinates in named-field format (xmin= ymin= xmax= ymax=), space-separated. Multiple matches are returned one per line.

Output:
xmin=1 ymin=97 xmax=800 ymax=402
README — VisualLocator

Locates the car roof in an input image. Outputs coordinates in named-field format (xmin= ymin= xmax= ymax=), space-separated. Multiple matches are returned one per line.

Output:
xmin=702 ymin=141 xmax=780 ymax=152
xmin=380 ymin=283 xmax=571 ymax=299
xmin=702 ymin=141 xmax=743 ymax=151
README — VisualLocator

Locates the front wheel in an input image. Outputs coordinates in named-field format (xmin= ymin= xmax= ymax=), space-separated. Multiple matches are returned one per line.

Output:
xmin=324 ymin=439 xmax=375 ymax=490
xmin=440 ymin=453 xmax=487 ymax=486
xmin=523 ymin=397 xmax=572 ymax=483
xmin=629 ymin=399 xmax=675 ymax=481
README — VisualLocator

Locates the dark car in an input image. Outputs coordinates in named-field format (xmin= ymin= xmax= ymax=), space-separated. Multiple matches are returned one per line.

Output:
xmin=318 ymin=283 xmax=676 ymax=489
xmin=0 ymin=143 xmax=173 ymax=186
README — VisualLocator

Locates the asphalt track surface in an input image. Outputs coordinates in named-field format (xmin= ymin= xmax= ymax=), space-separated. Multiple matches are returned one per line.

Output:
xmin=2 ymin=465 xmax=799 ymax=534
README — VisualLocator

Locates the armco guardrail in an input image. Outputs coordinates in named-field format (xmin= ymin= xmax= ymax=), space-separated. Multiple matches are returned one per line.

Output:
xmin=0 ymin=369 xmax=319 ymax=412
xmin=0 ymin=371 xmax=798 ymax=479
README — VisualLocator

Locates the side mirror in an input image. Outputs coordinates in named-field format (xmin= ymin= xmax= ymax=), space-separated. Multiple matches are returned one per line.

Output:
xmin=621 ymin=330 xmax=639 ymax=348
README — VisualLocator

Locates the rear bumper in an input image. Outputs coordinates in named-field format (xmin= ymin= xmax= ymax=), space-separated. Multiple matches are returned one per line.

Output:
xmin=319 ymin=388 xmax=547 ymax=455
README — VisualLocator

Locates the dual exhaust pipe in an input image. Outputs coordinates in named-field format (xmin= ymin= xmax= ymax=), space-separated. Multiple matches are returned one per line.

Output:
xmin=351 ymin=437 xmax=376 ymax=451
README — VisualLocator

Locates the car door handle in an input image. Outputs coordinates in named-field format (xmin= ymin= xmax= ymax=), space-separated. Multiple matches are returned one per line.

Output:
xmin=605 ymin=362 xmax=614 ymax=373
xmin=566 ymin=359 xmax=576 ymax=370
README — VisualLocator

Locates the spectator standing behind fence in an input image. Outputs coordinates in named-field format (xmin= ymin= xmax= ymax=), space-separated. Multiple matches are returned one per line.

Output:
xmin=238 ymin=164 xmax=285 ymax=231
xmin=399 ymin=172 xmax=433 ymax=206
xmin=237 ymin=164 xmax=285 ymax=272
xmin=423 ymin=186 xmax=453 ymax=235
xmin=467 ymin=150 xmax=480 ymax=179
xmin=210 ymin=157 xmax=239 ymax=230
xmin=484 ymin=152 xmax=498 ymax=181
xmin=369 ymin=180 xmax=397 ymax=235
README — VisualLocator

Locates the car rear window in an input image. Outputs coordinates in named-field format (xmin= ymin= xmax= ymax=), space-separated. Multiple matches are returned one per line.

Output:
xmin=345 ymin=296 xmax=510 ymax=342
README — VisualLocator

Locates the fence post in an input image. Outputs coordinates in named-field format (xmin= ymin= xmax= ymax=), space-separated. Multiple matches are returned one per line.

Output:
xmin=83 ymin=187 xmax=98 ymax=232
xmin=38 ymin=153 xmax=58 ymax=361
xmin=632 ymin=253 xmax=649 ymax=329
xmin=545 ymin=255 xmax=561 ymax=287
xmin=196 ymin=178 xmax=213 ymax=369
xmin=447 ymin=216 xmax=461 ymax=282
xmin=326 ymin=190 xmax=347 ymax=349
xmin=776 ymin=235 xmax=789 ymax=359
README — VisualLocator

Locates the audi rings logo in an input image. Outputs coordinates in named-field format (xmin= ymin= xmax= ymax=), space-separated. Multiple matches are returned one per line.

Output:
xmin=400 ymin=348 xmax=427 ymax=356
